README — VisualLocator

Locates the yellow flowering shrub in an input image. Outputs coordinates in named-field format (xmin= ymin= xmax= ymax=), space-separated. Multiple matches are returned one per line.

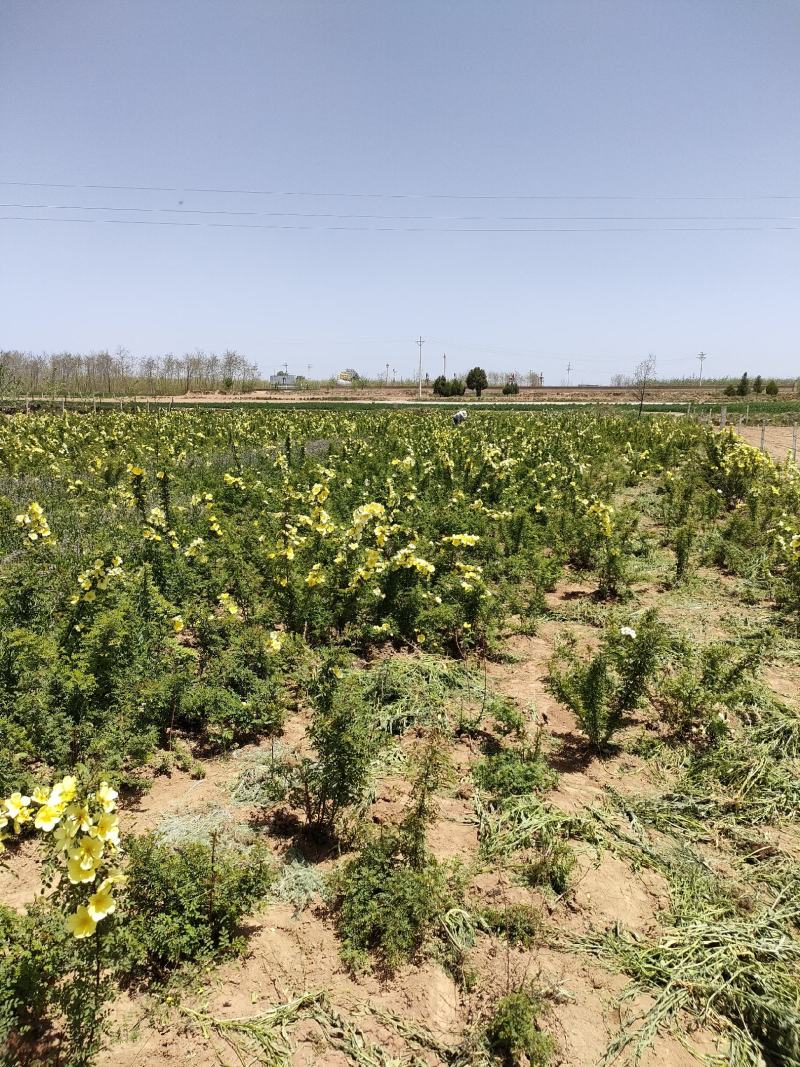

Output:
xmin=1 ymin=777 xmax=125 ymax=939
xmin=14 ymin=501 xmax=52 ymax=542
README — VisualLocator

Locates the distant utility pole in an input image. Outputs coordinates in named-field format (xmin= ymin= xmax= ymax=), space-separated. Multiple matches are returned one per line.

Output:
xmin=698 ymin=351 xmax=707 ymax=386
xmin=385 ymin=362 xmax=390 ymax=384
xmin=566 ymin=362 xmax=572 ymax=387
xmin=282 ymin=361 xmax=288 ymax=376
xmin=442 ymin=352 xmax=447 ymax=378
xmin=416 ymin=336 xmax=425 ymax=398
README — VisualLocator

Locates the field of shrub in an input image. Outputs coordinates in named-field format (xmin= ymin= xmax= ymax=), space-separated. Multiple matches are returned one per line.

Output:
xmin=1 ymin=407 xmax=799 ymax=1066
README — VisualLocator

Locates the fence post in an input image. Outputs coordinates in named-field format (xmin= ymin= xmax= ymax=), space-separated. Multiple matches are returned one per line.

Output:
xmin=793 ymin=422 xmax=797 ymax=463
xmin=760 ymin=423 xmax=766 ymax=452
xmin=720 ymin=405 xmax=727 ymax=427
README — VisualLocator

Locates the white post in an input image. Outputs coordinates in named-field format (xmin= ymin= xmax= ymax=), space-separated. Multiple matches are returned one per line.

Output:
xmin=793 ymin=422 xmax=797 ymax=462
xmin=760 ymin=423 xmax=766 ymax=452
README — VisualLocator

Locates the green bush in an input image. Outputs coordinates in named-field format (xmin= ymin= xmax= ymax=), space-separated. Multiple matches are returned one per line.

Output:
xmin=474 ymin=748 xmax=557 ymax=800
xmin=466 ymin=367 xmax=488 ymax=398
xmin=549 ymin=610 xmax=665 ymax=749
xmin=657 ymin=631 xmax=771 ymax=744
xmin=331 ymin=832 xmax=463 ymax=973
xmin=485 ymin=991 xmax=554 ymax=1066
xmin=293 ymin=670 xmax=383 ymax=833
xmin=502 ymin=381 xmax=519 ymax=396
xmin=119 ymin=833 xmax=274 ymax=976
xmin=0 ymin=900 xmax=112 ymax=1067
xmin=481 ymin=904 xmax=541 ymax=948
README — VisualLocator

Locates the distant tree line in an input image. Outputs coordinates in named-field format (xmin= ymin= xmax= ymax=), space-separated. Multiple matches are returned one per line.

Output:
xmin=611 ymin=371 xmax=796 ymax=392
xmin=722 ymin=372 xmax=780 ymax=397
xmin=0 ymin=349 xmax=261 ymax=397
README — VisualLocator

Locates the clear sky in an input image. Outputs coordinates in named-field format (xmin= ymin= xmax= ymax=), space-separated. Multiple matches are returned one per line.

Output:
xmin=1 ymin=0 xmax=798 ymax=383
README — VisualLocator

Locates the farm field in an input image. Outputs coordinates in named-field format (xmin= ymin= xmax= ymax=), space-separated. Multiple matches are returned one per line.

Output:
xmin=1 ymin=408 xmax=799 ymax=1067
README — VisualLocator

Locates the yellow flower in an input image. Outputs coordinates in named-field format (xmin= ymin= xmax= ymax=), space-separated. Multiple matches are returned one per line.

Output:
xmin=95 ymin=782 xmax=118 ymax=813
xmin=34 ymin=804 xmax=62 ymax=832
xmin=31 ymin=786 xmax=51 ymax=805
xmin=103 ymin=868 xmax=128 ymax=887
xmin=170 ymin=615 xmax=184 ymax=633
xmin=65 ymin=802 xmax=93 ymax=832
xmin=92 ymin=812 xmax=120 ymax=846
xmin=218 ymin=593 xmax=239 ymax=615
xmin=443 ymin=533 xmax=480 ymax=547
xmin=305 ymin=564 xmax=326 ymax=587
xmin=4 ymin=792 xmax=31 ymax=821
xmin=267 ymin=630 xmax=284 ymax=652
xmin=71 ymin=834 xmax=104 ymax=869
xmin=66 ymin=905 xmax=97 ymax=938
xmin=67 ymin=856 xmax=98 ymax=884
xmin=55 ymin=775 xmax=78 ymax=804
xmin=87 ymin=886 xmax=116 ymax=921
xmin=53 ymin=821 xmax=77 ymax=851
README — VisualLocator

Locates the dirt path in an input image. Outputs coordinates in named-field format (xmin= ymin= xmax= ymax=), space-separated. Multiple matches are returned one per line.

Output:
xmin=734 ymin=424 xmax=799 ymax=462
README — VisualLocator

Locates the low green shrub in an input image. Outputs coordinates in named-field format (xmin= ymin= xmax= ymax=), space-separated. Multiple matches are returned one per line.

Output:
xmin=118 ymin=832 xmax=274 ymax=977
xmin=474 ymin=748 xmax=557 ymax=800
xmin=549 ymin=609 xmax=666 ymax=749
xmin=485 ymin=990 xmax=554 ymax=1066
xmin=0 ymin=900 xmax=112 ymax=1067
xmin=481 ymin=903 xmax=541 ymax=948
xmin=331 ymin=832 xmax=463 ymax=973
xmin=657 ymin=630 xmax=771 ymax=745
xmin=523 ymin=838 xmax=577 ymax=893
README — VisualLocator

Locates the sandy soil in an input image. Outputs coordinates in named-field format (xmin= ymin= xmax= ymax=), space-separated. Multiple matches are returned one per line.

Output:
xmin=30 ymin=384 xmax=789 ymax=406
xmin=733 ymin=423 xmax=799 ymax=462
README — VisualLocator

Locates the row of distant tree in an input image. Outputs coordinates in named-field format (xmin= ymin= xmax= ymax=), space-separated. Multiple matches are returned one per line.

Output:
xmin=0 ymin=349 xmax=260 ymax=397
xmin=0 ymin=349 xmax=794 ymax=399
xmin=723 ymin=372 xmax=780 ymax=397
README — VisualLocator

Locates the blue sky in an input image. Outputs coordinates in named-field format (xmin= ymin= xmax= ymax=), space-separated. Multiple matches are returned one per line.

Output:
xmin=1 ymin=0 xmax=798 ymax=382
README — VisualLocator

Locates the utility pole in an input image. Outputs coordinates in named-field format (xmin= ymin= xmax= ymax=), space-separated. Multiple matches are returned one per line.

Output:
xmin=566 ymin=362 xmax=572 ymax=387
xmin=416 ymin=336 xmax=425 ymax=399
xmin=698 ymin=352 xmax=707 ymax=386
xmin=442 ymin=352 xmax=447 ymax=378
xmin=385 ymin=362 xmax=390 ymax=384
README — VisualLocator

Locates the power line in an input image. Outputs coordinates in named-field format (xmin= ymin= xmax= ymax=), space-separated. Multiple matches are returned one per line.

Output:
xmin=2 ymin=179 xmax=800 ymax=201
xmin=3 ymin=201 xmax=800 ymax=223
xmin=2 ymin=215 xmax=799 ymax=234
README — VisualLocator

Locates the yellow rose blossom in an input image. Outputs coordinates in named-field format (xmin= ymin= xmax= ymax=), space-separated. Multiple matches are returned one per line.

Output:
xmin=87 ymin=885 xmax=116 ymax=922
xmin=34 ymin=804 xmax=63 ymax=832
xmin=95 ymin=782 xmax=118 ymax=813
xmin=66 ymin=905 xmax=97 ymax=939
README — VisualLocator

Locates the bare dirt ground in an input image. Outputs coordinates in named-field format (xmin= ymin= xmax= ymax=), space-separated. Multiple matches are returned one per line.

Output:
xmin=37 ymin=384 xmax=779 ymax=406
xmin=734 ymin=423 xmax=799 ymax=463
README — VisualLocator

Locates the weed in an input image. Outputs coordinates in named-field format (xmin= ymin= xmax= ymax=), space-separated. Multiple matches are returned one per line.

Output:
xmin=485 ymin=990 xmax=554 ymax=1066
xmin=481 ymin=904 xmax=542 ymax=948
xmin=473 ymin=744 xmax=557 ymax=801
